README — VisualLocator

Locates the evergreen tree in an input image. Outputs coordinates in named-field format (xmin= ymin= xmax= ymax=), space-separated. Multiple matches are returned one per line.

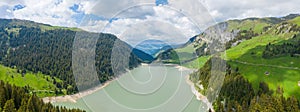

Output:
xmin=3 ymin=99 xmax=16 ymax=112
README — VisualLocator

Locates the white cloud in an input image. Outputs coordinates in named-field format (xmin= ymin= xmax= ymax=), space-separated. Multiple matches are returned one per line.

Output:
xmin=12 ymin=0 xmax=78 ymax=27
xmin=87 ymin=0 xmax=154 ymax=17
xmin=0 ymin=5 xmax=13 ymax=18
xmin=1 ymin=0 xmax=300 ymax=46
xmin=0 ymin=0 xmax=100 ymax=27
xmin=168 ymin=0 xmax=216 ymax=28
xmin=79 ymin=19 xmax=108 ymax=32
xmin=204 ymin=0 xmax=300 ymax=21
xmin=119 ymin=21 xmax=186 ymax=46
xmin=78 ymin=4 xmax=201 ymax=45
xmin=95 ymin=5 xmax=200 ymax=45
xmin=0 ymin=0 xmax=24 ymax=6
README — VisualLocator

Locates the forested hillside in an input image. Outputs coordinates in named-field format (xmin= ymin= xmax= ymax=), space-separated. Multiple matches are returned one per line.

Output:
xmin=190 ymin=59 xmax=300 ymax=111
xmin=157 ymin=14 xmax=300 ymax=103
xmin=0 ymin=19 xmax=146 ymax=95
xmin=0 ymin=80 xmax=84 ymax=112
xmin=263 ymin=34 xmax=300 ymax=58
xmin=224 ymin=16 xmax=300 ymax=99
xmin=185 ymin=14 xmax=300 ymax=111
xmin=157 ymin=14 xmax=300 ymax=68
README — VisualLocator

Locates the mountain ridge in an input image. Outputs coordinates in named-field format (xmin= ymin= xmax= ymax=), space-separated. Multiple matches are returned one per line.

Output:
xmin=0 ymin=18 xmax=152 ymax=95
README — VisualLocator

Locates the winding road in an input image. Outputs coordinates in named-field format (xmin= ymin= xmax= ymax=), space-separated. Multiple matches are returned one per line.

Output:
xmin=232 ymin=60 xmax=300 ymax=70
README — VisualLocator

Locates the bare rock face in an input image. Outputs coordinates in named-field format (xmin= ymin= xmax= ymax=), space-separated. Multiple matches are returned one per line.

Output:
xmin=193 ymin=22 xmax=237 ymax=56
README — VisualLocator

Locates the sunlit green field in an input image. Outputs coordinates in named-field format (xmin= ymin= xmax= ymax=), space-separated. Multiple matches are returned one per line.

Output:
xmin=224 ymin=31 xmax=300 ymax=99
xmin=289 ymin=16 xmax=300 ymax=26
xmin=182 ymin=56 xmax=210 ymax=69
xmin=0 ymin=65 xmax=63 ymax=97
xmin=161 ymin=44 xmax=198 ymax=64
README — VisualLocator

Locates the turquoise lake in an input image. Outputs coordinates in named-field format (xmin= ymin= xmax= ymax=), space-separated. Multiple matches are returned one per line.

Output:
xmin=53 ymin=65 xmax=208 ymax=112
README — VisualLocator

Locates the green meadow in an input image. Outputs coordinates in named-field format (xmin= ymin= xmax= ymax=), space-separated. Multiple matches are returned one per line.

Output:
xmin=182 ymin=56 xmax=210 ymax=69
xmin=223 ymin=28 xmax=300 ymax=99
xmin=0 ymin=65 xmax=63 ymax=97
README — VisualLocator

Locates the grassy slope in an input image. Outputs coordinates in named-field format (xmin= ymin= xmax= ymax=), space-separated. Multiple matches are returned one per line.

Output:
xmin=165 ymin=44 xmax=210 ymax=68
xmin=175 ymin=44 xmax=196 ymax=61
xmin=39 ymin=25 xmax=82 ymax=32
xmin=172 ymin=16 xmax=300 ymax=99
xmin=161 ymin=44 xmax=197 ymax=64
xmin=4 ymin=19 xmax=82 ymax=32
xmin=182 ymin=56 xmax=210 ymax=69
xmin=226 ymin=19 xmax=271 ymax=33
xmin=174 ymin=18 xmax=273 ymax=69
xmin=0 ymin=65 xmax=63 ymax=97
xmin=289 ymin=16 xmax=300 ymax=26
xmin=223 ymin=18 xmax=300 ymax=99
xmin=1 ymin=20 xmax=77 ymax=97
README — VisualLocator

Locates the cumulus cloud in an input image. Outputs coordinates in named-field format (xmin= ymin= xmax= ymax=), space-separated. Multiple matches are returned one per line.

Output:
xmin=97 ymin=5 xmax=201 ymax=45
xmin=0 ymin=0 xmax=100 ymax=27
xmin=79 ymin=19 xmax=108 ymax=32
xmin=87 ymin=0 xmax=154 ymax=17
xmin=119 ymin=21 xmax=186 ymax=46
xmin=168 ymin=0 xmax=216 ymax=28
xmin=204 ymin=0 xmax=300 ymax=21
xmin=1 ymin=0 xmax=300 ymax=45
xmin=12 ymin=0 xmax=79 ymax=27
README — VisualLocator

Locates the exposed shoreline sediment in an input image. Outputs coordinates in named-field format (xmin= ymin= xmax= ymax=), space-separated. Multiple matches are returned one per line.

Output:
xmin=43 ymin=63 xmax=213 ymax=112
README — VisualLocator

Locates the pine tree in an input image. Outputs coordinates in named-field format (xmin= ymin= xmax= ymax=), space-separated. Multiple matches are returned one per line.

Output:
xmin=249 ymin=99 xmax=261 ymax=112
xmin=285 ymin=96 xmax=300 ymax=111
xmin=26 ymin=95 xmax=35 ymax=112
xmin=3 ymin=99 xmax=17 ymax=112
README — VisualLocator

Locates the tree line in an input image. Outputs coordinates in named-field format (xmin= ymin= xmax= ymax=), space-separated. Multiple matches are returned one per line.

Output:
xmin=0 ymin=19 xmax=142 ymax=94
xmin=190 ymin=58 xmax=300 ymax=111
xmin=0 ymin=80 xmax=84 ymax=112
xmin=263 ymin=34 xmax=300 ymax=58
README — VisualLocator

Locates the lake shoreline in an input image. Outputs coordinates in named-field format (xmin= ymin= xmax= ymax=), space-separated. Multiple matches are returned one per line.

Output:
xmin=42 ymin=63 xmax=199 ymax=105
xmin=185 ymin=74 xmax=215 ymax=112
xmin=43 ymin=63 xmax=149 ymax=103
xmin=43 ymin=79 xmax=113 ymax=103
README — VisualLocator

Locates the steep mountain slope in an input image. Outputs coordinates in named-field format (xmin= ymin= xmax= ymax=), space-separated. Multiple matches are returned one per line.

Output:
xmin=155 ymin=36 xmax=198 ymax=63
xmin=157 ymin=14 xmax=300 ymax=67
xmin=187 ymin=14 xmax=300 ymax=109
xmin=132 ymin=48 xmax=155 ymax=63
xmin=134 ymin=39 xmax=193 ymax=62
xmin=187 ymin=14 xmax=300 ymax=111
xmin=0 ymin=19 xmax=149 ymax=95
xmin=224 ymin=19 xmax=300 ymax=99
xmin=190 ymin=59 xmax=300 ymax=112
xmin=134 ymin=39 xmax=170 ymax=57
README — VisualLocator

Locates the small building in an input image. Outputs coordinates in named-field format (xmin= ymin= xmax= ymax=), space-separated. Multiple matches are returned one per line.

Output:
xmin=265 ymin=71 xmax=270 ymax=76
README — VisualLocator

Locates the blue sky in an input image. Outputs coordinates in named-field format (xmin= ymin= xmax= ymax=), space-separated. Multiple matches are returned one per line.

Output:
xmin=156 ymin=0 xmax=168 ymax=6
xmin=0 ymin=0 xmax=300 ymax=45
xmin=2 ymin=0 xmax=300 ymax=27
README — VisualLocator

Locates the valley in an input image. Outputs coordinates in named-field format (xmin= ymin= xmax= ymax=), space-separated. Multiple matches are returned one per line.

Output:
xmin=0 ymin=14 xmax=300 ymax=112
xmin=160 ymin=14 xmax=300 ymax=111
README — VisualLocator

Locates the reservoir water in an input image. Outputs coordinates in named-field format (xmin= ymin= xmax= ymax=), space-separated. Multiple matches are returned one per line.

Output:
xmin=53 ymin=65 xmax=207 ymax=112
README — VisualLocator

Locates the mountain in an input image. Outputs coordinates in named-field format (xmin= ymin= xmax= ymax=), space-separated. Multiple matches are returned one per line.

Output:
xmin=132 ymin=48 xmax=155 ymax=63
xmin=157 ymin=14 xmax=300 ymax=67
xmin=134 ymin=39 xmax=187 ymax=58
xmin=0 ymin=19 xmax=150 ymax=94
xmin=134 ymin=39 xmax=169 ymax=57
xmin=170 ymin=14 xmax=300 ymax=111
xmin=155 ymin=36 xmax=199 ymax=64
xmin=190 ymin=58 xmax=300 ymax=112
